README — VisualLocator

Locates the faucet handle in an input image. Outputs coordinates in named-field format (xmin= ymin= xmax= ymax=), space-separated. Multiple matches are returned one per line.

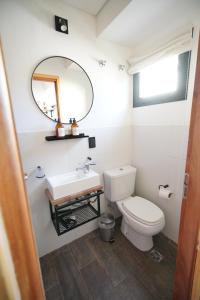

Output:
xmin=86 ymin=157 xmax=96 ymax=165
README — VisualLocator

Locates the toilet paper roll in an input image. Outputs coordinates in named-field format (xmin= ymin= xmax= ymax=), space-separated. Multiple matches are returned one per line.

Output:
xmin=159 ymin=188 xmax=172 ymax=199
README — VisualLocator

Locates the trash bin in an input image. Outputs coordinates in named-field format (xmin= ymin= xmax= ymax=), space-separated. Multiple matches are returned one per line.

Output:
xmin=99 ymin=213 xmax=115 ymax=242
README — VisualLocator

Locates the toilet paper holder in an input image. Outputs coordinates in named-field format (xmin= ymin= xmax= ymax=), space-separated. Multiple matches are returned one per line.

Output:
xmin=158 ymin=184 xmax=173 ymax=198
xmin=159 ymin=184 xmax=169 ymax=189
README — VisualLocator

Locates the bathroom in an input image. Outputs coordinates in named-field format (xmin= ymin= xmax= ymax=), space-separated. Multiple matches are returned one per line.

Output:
xmin=0 ymin=0 xmax=200 ymax=299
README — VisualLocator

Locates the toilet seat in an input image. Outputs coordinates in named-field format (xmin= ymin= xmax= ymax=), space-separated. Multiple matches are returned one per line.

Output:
xmin=122 ymin=196 xmax=164 ymax=226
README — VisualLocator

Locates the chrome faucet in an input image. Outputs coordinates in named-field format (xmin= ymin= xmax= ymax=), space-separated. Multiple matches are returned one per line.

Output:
xmin=76 ymin=157 xmax=96 ymax=174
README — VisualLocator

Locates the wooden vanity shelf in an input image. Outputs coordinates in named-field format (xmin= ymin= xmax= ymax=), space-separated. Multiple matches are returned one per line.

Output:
xmin=45 ymin=186 xmax=103 ymax=236
xmin=45 ymin=134 xmax=89 ymax=141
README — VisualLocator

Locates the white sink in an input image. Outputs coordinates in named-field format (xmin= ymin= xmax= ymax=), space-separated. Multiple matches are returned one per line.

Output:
xmin=46 ymin=170 xmax=101 ymax=200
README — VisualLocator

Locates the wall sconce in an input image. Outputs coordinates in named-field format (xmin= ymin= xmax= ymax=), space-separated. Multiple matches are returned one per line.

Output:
xmin=98 ymin=60 xmax=106 ymax=67
xmin=55 ymin=15 xmax=68 ymax=34
xmin=118 ymin=64 xmax=126 ymax=71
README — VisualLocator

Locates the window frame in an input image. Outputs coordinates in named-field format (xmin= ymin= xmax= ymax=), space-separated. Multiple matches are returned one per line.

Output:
xmin=133 ymin=51 xmax=191 ymax=108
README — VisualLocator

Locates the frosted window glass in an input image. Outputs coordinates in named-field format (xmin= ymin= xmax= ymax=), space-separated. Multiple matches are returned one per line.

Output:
xmin=139 ymin=55 xmax=178 ymax=98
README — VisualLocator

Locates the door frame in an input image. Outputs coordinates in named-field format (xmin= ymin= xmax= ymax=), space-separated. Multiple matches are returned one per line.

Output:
xmin=0 ymin=42 xmax=44 ymax=299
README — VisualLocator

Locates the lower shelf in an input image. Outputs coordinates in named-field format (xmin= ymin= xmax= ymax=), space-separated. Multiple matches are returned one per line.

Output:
xmin=49 ymin=190 xmax=103 ymax=236
xmin=53 ymin=204 xmax=99 ymax=235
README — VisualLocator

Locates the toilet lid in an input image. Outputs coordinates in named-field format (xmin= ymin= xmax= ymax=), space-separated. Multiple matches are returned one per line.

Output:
xmin=122 ymin=196 xmax=164 ymax=225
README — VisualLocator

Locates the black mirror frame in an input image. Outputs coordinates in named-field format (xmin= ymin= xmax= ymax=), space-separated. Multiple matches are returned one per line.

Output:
xmin=31 ymin=56 xmax=94 ymax=124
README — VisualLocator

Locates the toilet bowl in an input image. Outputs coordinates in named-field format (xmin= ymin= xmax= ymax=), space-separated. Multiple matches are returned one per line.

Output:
xmin=117 ymin=196 xmax=165 ymax=251
xmin=103 ymin=166 xmax=165 ymax=251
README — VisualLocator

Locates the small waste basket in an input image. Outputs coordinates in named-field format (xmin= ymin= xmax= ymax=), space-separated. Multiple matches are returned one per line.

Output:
xmin=99 ymin=213 xmax=115 ymax=242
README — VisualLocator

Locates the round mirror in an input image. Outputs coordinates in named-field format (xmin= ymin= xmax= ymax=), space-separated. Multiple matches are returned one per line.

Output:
xmin=31 ymin=56 xmax=94 ymax=123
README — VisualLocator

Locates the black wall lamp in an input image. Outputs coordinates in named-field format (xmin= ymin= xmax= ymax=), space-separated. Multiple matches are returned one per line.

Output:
xmin=55 ymin=15 xmax=68 ymax=34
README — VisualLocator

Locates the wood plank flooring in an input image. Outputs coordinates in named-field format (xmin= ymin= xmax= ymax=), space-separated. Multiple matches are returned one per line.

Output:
xmin=40 ymin=221 xmax=176 ymax=300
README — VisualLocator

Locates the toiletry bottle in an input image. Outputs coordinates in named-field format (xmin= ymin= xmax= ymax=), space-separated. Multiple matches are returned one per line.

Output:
xmin=71 ymin=118 xmax=79 ymax=136
xmin=55 ymin=117 xmax=65 ymax=137
xmin=67 ymin=118 xmax=72 ymax=135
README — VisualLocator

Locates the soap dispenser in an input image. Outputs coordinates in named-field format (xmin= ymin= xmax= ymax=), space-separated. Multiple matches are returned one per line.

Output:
xmin=55 ymin=117 xmax=65 ymax=137
xmin=71 ymin=118 xmax=79 ymax=136
xmin=67 ymin=118 xmax=72 ymax=135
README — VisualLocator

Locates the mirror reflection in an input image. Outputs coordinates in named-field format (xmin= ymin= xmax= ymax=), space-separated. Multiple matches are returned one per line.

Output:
xmin=31 ymin=57 xmax=93 ymax=123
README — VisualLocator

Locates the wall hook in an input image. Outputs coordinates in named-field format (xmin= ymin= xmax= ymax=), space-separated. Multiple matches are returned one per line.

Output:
xmin=98 ymin=60 xmax=106 ymax=67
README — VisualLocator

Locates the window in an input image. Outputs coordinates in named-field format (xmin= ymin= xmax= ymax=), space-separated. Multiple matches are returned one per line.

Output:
xmin=133 ymin=51 xmax=191 ymax=107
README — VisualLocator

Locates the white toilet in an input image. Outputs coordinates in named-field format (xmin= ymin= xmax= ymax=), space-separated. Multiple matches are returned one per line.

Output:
xmin=104 ymin=166 xmax=165 ymax=251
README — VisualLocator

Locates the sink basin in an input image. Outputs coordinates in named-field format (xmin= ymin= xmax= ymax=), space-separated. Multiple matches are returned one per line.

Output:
xmin=46 ymin=170 xmax=101 ymax=200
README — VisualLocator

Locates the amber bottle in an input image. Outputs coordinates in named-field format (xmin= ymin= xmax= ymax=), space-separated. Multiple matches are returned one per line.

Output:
xmin=71 ymin=118 xmax=79 ymax=136
xmin=55 ymin=117 xmax=65 ymax=137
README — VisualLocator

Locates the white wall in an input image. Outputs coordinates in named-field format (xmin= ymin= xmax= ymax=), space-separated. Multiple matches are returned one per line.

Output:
xmin=0 ymin=0 xmax=132 ymax=133
xmin=0 ymin=0 xmax=133 ymax=256
xmin=131 ymin=28 xmax=199 ymax=242
xmin=0 ymin=0 xmax=198 ymax=255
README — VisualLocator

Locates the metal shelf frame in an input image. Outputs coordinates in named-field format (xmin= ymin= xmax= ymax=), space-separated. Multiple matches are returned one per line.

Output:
xmin=49 ymin=190 xmax=103 ymax=236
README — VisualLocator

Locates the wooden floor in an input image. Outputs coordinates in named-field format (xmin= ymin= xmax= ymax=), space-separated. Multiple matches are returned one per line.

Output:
xmin=40 ymin=221 xmax=177 ymax=300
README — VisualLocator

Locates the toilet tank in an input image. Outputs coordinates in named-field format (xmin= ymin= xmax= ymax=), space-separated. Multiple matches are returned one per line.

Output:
xmin=103 ymin=166 xmax=137 ymax=202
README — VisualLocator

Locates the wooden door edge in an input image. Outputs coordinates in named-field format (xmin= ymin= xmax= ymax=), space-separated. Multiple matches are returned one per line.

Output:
xmin=191 ymin=227 xmax=200 ymax=300
xmin=0 ymin=41 xmax=44 ymax=299
xmin=0 ymin=209 xmax=21 ymax=299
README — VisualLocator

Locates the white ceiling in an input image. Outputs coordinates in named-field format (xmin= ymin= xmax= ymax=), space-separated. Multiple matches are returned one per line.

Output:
xmin=100 ymin=0 xmax=200 ymax=53
xmin=60 ymin=0 xmax=200 ymax=53
xmin=62 ymin=0 xmax=108 ymax=16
